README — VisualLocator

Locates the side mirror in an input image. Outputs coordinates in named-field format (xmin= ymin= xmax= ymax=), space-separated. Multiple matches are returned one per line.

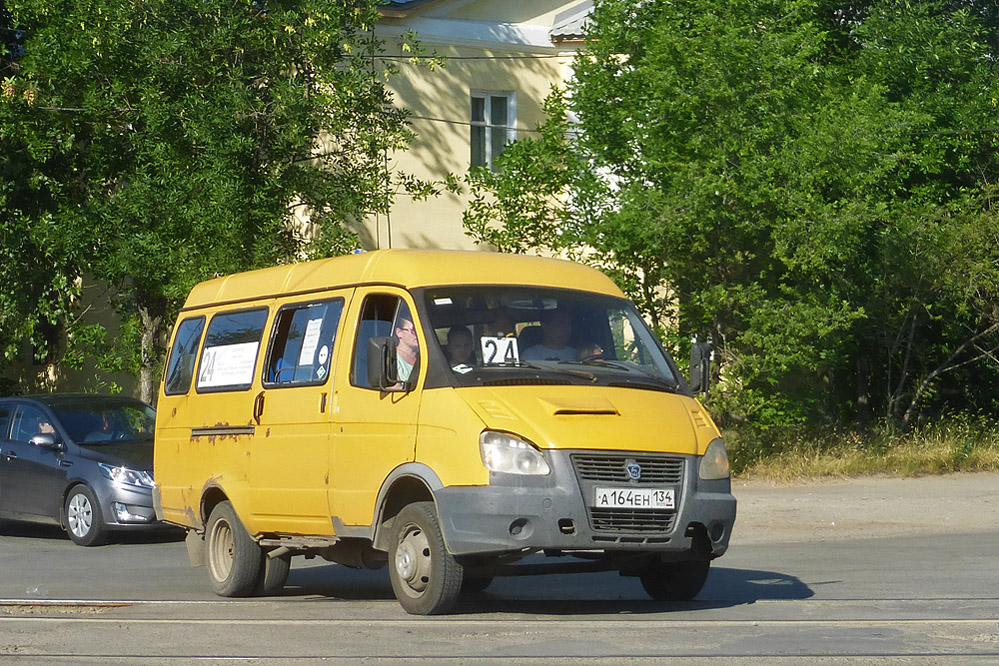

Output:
xmin=367 ymin=336 xmax=402 ymax=390
xmin=689 ymin=339 xmax=712 ymax=394
xmin=30 ymin=432 xmax=64 ymax=451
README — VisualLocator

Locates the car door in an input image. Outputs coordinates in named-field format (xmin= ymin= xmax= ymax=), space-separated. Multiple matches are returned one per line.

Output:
xmin=2 ymin=403 xmax=69 ymax=520
xmin=329 ymin=289 xmax=423 ymax=529
xmin=249 ymin=294 xmax=347 ymax=535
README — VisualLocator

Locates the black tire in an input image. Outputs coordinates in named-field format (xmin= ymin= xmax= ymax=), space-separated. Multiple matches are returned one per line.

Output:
xmin=639 ymin=559 xmax=711 ymax=602
xmin=255 ymin=551 xmax=291 ymax=596
xmin=64 ymin=485 xmax=107 ymax=547
xmin=388 ymin=501 xmax=464 ymax=615
xmin=205 ymin=501 xmax=262 ymax=597
xmin=460 ymin=576 xmax=494 ymax=594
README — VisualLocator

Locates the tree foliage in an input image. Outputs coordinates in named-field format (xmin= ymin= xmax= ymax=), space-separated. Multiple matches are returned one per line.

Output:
xmin=2 ymin=0 xmax=412 ymax=400
xmin=464 ymin=0 xmax=999 ymax=429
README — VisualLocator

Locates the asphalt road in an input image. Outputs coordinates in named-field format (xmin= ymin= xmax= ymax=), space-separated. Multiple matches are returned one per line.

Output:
xmin=1 ymin=473 xmax=997 ymax=665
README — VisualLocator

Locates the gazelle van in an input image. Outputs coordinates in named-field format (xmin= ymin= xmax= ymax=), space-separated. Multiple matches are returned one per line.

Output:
xmin=153 ymin=250 xmax=736 ymax=614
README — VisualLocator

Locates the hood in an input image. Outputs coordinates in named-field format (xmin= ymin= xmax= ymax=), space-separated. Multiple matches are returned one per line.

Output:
xmin=78 ymin=440 xmax=154 ymax=472
xmin=457 ymin=386 xmax=718 ymax=455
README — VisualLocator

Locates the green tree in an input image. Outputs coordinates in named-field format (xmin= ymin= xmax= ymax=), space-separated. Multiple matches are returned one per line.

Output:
xmin=464 ymin=0 xmax=999 ymax=429
xmin=1 ymin=0 xmax=88 ymax=387
xmin=2 ymin=0 xmax=414 ymax=400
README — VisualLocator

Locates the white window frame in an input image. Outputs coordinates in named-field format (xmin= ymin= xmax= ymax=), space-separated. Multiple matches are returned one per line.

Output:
xmin=470 ymin=91 xmax=516 ymax=171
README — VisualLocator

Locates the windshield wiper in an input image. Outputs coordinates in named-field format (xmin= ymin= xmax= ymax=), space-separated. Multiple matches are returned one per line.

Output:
xmin=479 ymin=360 xmax=598 ymax=382
xmin=564 ymin=359 xmax=681 ymax=392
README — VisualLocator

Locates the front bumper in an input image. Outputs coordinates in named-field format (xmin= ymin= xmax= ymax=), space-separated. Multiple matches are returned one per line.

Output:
xmin=435 ymin=450 xmax=736 ymax=558
xmin=94 ymin=481 xmax=160 ymax=529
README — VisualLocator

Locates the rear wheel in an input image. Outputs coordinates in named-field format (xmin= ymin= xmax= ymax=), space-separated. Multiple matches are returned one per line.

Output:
xmin=639 ymin=559 xmax=710 ymax=602
xmin=388 ymin=501 xmax=463 ymax=615
xmin=255 ymin=551 xmax=291 ymax=596
xmin=205 ymin=501 xmax=261 ymax=597
xmin=65 ymin=485 xmax=107 ymax=547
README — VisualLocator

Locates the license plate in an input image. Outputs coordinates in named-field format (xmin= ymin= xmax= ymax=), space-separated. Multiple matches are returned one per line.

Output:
xmin=593 ymin=487 xmax=675 ymax=510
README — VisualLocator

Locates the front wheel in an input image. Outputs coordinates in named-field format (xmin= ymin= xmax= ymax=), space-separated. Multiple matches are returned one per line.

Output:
xmin=388 ymin=501 xmax=464 ymax=615
xmin=255 ymin=551 xmax=291 ymax=596
xmin=639 ymin=559 xmax=710 ymax=602
xmin=205 ymin=501 xmax=262 ymax=597
xmin=65 ymin=485 xmax=107 ymax=546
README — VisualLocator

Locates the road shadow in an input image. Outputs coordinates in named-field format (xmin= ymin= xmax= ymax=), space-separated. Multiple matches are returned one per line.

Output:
xmin=0 ymin=518 xmax=185 ymax=546
xmin=280 ymin=562 xmax=813 ymax=615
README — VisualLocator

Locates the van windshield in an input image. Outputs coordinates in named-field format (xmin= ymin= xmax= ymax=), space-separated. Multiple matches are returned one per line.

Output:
xmin=423 ymin=287 xmax=680 ymax=391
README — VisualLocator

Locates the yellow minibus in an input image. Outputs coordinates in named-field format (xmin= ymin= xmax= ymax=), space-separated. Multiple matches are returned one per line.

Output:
xmin=153 ymin=249 xmax=736 ymax=614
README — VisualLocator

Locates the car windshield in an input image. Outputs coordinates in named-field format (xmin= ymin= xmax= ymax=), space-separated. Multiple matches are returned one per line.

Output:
xmin=51 ymin=401 xmax=157 ymax=445
xmin=423 ymin=286 xmax=680 ymax=391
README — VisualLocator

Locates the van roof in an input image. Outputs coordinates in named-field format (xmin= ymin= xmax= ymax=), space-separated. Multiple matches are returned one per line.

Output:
xmin=183 ymin=250 xmax=623 ymax=309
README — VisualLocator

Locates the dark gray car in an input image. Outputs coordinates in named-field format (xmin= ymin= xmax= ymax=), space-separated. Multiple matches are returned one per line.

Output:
xmin=0 ymin=394 xmax=162 ymax=546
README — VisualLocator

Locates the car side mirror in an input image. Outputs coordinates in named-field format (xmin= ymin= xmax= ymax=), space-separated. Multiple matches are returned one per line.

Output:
xmin=689 ymin=339 xmax=712 ymax=395
xmin=367 ymin=336 xmax=403 ymax=391
xmin=30 ymin=432 xmax=64 ymax=451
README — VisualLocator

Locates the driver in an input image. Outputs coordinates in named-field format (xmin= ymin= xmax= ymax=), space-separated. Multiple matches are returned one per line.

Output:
xmin=522 ymin=309 xmax=576 ymax=362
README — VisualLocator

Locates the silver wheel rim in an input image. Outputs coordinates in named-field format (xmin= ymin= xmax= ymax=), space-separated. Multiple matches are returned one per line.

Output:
xmin=395 ymin=523 xmax=432 ymax=597
xmin=208 ymin=518 xmax=234 ymax=583
xmin=67 ymin=492 xmax=93 ymax=538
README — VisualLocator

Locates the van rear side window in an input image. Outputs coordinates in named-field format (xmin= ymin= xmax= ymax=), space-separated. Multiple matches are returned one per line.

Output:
xmin=197 ymin=308 xmax=268 ymax=392
xmin=164 ymin=317 xmax=206 ymax=395
xmin=264 ymin=299 xmax=344 ymax=387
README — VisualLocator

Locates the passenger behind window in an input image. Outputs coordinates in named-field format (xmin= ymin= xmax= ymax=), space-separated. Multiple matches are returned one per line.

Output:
xmin=393 ymin=309 xmax=420 ymax=383
xmin=445 ymin=326 xmax=474 ymax=368
xmin=483 ymin=309 xmax=514 ymax=338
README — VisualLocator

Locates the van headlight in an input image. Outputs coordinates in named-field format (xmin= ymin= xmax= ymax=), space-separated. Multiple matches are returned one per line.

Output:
xmin=698 ymin=438 xmax=730 ymax=480
xmin=479 ymin=431 xmax=551 ymax=476
xmin=99 ymin=462 xmax=155 ymax=489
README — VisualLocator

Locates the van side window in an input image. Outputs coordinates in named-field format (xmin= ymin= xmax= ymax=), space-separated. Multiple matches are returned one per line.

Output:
xmin=196 ymin=308 xmax=268 ymax=392
xmin=164 ymin=317 xmax=206 ymax=395
xmin=264 ymin=299 xmax=344 ymax=387
xmin=352 ymin=295 xmax=418 ymax=389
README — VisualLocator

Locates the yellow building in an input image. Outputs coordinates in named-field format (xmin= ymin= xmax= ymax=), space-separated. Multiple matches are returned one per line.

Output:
xmin=363 ymin=0 xmax=591 ymax=250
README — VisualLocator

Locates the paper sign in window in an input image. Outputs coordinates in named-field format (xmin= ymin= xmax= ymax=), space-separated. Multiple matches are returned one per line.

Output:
xmin=480 ymin=336 xmax=520 ymax=365
xmin=198 ymin=342 xmax=259 ymax=389
xmin=298 ymin=317 xmax=324 ymax=366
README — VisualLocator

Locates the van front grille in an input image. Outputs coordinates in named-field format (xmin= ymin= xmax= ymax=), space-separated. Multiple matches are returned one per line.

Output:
xmin=589 ymin=508 xmax=676 ymax=533
xmin=571 ymin=454 xmax=684 ymax=484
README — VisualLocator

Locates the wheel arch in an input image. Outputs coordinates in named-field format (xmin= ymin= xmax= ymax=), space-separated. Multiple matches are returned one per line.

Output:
xmin=200 ymin=484 xmax=230 ymax=532
xmin=370 ymin=463 xmax=443 ymax=552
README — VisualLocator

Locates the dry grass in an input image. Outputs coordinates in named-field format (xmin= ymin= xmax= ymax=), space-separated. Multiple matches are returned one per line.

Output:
xmin=727 ymin=416 xmax=999 ymax=483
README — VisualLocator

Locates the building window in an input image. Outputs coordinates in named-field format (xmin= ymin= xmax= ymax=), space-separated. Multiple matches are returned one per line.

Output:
xmin=470 ymin=92 xmax=515 ymax=170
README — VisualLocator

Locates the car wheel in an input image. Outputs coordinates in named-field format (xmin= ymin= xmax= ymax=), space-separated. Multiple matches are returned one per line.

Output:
xmin=205 ymin=501 xmax=262 ymax=597
xmin=65 ymin=485 xmax=107 ymax=547
xmin=388 ymin=501 xmax=463 ymax=615
xmin=639 ymin=558 xmax=711 ymax=602
xmin=255 ymin=550 xmax=291 ymax=596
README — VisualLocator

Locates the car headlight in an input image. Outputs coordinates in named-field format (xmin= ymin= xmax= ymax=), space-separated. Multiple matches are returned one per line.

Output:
xmin=479 ymin=431 xmax=551 ymax=475
xmin=699 ymin=438 xmax=730 ymax=480
xmin=98 ymin=462 xmax=155 ymax=488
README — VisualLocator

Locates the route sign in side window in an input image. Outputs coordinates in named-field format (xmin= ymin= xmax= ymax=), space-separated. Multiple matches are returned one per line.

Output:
xmin=164 ymin=317 xmax=206 ymax=395
xmin=196 ymin=308 xmax=269 ymax=393
xmin=264 ymin=299 xmax=344 ymax=387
